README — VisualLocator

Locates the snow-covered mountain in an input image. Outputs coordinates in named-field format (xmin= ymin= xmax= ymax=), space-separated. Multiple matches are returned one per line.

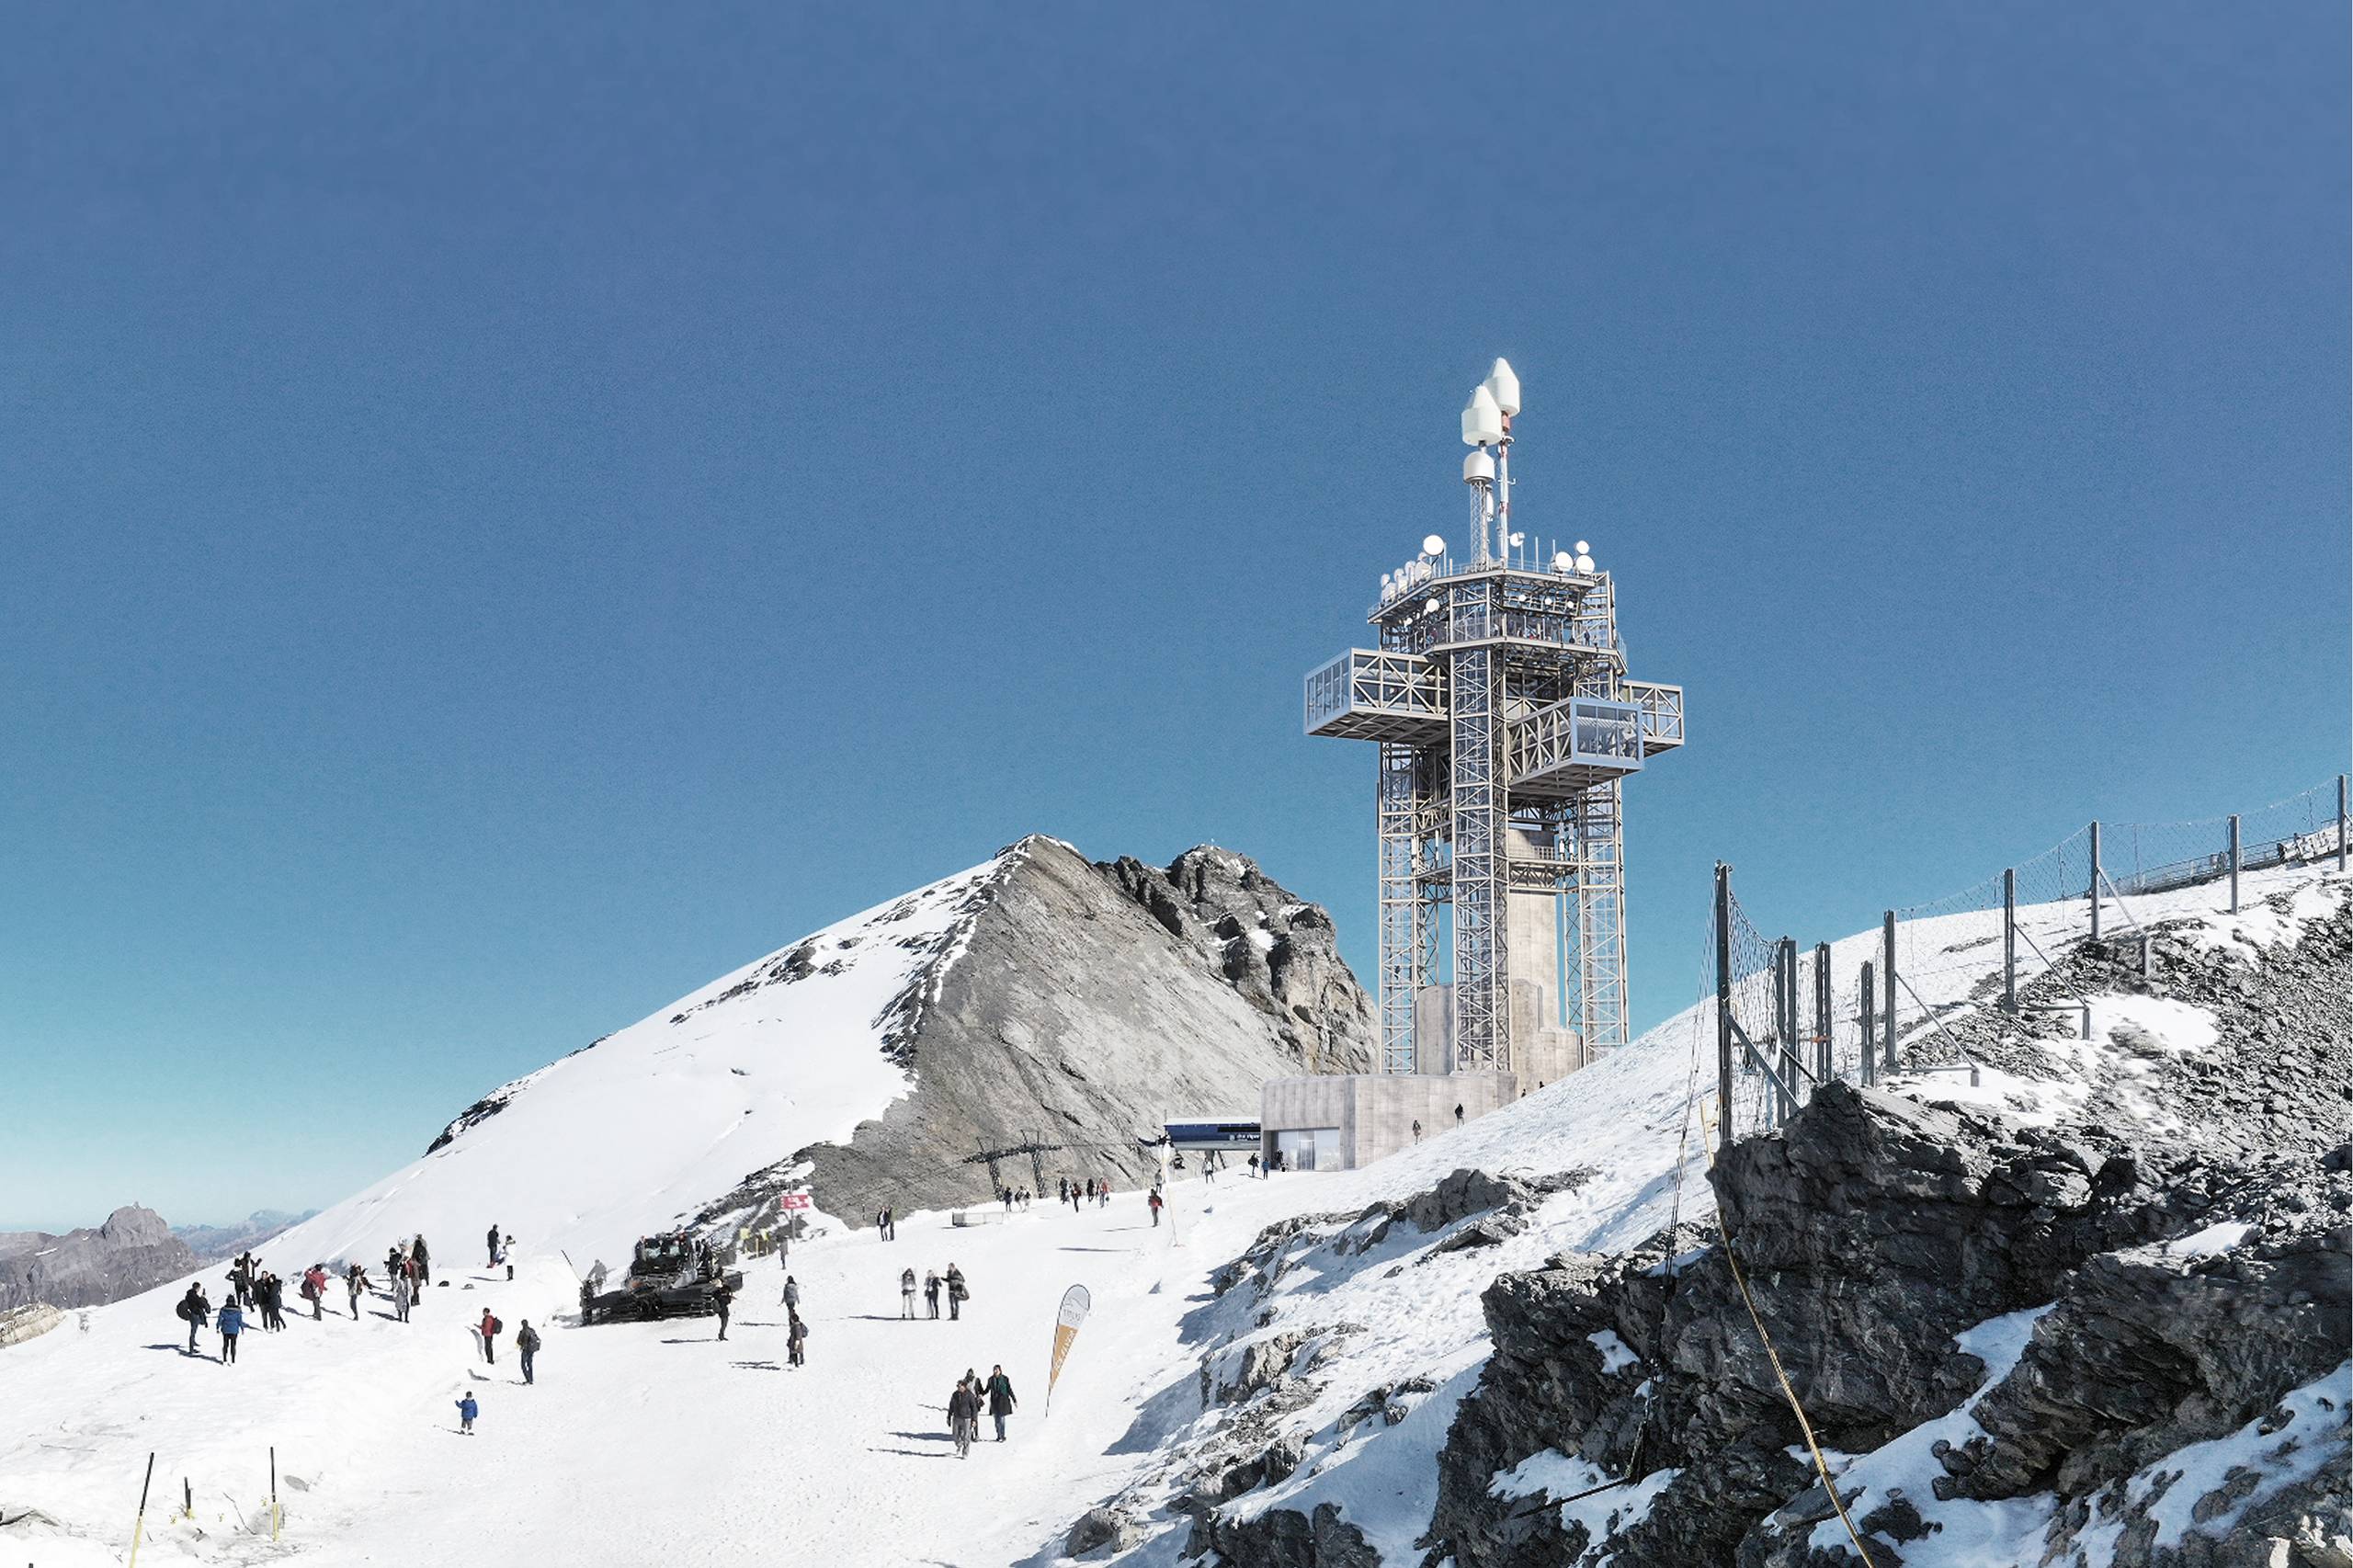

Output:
xmin=0 ymin=856 xmax=2340 ymax=1568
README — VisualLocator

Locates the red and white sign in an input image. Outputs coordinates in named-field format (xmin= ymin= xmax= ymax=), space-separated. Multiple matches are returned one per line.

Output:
xmin=779 ymin=1192 xmax=813 ymax=1211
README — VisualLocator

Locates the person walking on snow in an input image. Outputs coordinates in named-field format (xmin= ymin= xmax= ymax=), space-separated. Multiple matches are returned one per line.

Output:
xmin=412 ymin=1233 xmax=431 ymax=1286
xmin=176 ymin=1283 xmax=210 ymax=1355
xmin=713 ymin=1281 xmax=733 ymax=1341
xmin=346 ymin=1264 xmax=368 ymax=1319
xmin=478 ymin=1307 xmax=502 ymax=1365
xmin=1148 ymin=1188 xmax=1164 ymax=1228
xmin=985 ymin=1365 xmax=1017 ymax=1442
xmin=924 ymin=1269 xmax=941 ymax=1319
xmin=217 ymin=1299 xmax=245 ymax=1364
xmin=947 ymin=1378 xmax=979 ymax=1459
xmin=945 ymin=1263 xmax=967 ymax=1321
xmin=900 ymin=1267 xmax=918 ymax=1319
xmin=392 ymin=1271 xmax=413 ymax=1324
xmin=786 ymin=1310 xmax=807 ymax=1368
xmin=455 ymin=1393 xmax=478 ymax=1435
xmin=780 ymin=1275 xmax=800 ymax=1312
xmin=517 ymin=1320 xmax=540 ymax=1383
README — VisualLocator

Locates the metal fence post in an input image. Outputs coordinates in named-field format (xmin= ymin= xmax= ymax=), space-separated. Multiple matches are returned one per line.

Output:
xmin=1813 ymin=941 xmax=1832 ymax=1083
xmin=2338 ymin=776 xmax=2347 ymax=872
xmin=2088 ymin=820 xmax=2101 ymax=941
xmin=2001 ymin=868 xmax=2018 ymax=1013
xmin=2228 ymin=813 xmax=2241 ymax=914
xmin=1859 ymin=961 xmax=1877 ymax=1086
xmin=1714 ymin=864 xmax=1733 ymax=1155
xmin=1881 ymin=911 xmax=1897 ymax=1074
xmin=1769 ymin=937 xmax=1790 ymax=1124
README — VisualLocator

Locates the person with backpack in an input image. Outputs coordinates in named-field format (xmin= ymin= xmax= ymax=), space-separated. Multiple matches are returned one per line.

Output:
xmin=217 ymin=1299 xmax=245 ymax=1364
xmin=477 ymin=1307 xmax=502 ymax=1365
xmin=984 ymin=1364 xmax=1017 ymax=1442
xmin=301 ymin=1266 xmax=327 ymax=1320
xmin=780 ymin=1274 xmax=800 ymax=1312
xmin=712 ymin=1282 xmax=733 ymax=1342
xmin=176 ymin=1283 xmax=210 ymax=1355
xmin=454 ymin=1393 xmax=478 ymax=1435
xmin=899 ymin=1267 xmax=917 ymax=1318
xmin=345 ymin=1264 xmax=368 ymax=1319
xmin=924 ymin=1269 xmax=941 ymax=1320
xmin=786 ymin=1310 xmax=807 ymax=1368
xmin=946 ymin=1378 xmax=978 ymax=1459
xmin=945 ymin=1263 xmax=968 ymax=1321
xmin=516 ymin=1320 xmax=540 ymax=1384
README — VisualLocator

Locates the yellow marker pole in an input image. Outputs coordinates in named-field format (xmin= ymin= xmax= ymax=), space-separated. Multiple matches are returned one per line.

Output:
xmin=127 ymin=1450 xmax=154 ymax=1568
xmin=271 ymin=1445 xmax=282 ymax=1540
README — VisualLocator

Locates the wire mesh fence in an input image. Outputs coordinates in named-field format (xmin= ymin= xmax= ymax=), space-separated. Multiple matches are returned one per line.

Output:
xmin=1705 ymin=775 xmax=2347 ymax=1146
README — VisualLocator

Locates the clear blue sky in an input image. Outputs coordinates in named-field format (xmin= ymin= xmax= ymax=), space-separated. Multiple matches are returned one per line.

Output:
xmin=3 ymin=3 xmax=2344 ymax=1229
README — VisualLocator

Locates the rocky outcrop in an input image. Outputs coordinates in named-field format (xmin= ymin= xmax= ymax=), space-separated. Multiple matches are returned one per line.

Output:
xmin=1415 ymin=879 xmax=2353 ymax=1568
xmin=1427 ymin=1096 xmax=2351 ymax=1568
xmin=690 ymin=837 xmax=1376 ymax=1228
xmin=0 ymin=1208 xmax=197 ymax=1312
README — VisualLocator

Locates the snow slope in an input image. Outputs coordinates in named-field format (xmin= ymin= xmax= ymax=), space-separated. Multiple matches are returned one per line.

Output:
xmin=290 ymin=848 xmax=1012 ymax=1278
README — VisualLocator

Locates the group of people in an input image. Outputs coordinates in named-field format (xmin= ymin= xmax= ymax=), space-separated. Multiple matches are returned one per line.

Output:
xmin=898 ymin=1263 xmax=968 ymax=1320
xmin=943 ymin=1365 xmax=1017 ymax=1458
xmin=1055 ymin=1176 xmax=1112 ymax=1211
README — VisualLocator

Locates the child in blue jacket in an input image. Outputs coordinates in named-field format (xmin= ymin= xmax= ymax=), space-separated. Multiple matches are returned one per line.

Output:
xmin=455 ymin=1394 xmax=478 ymax=1435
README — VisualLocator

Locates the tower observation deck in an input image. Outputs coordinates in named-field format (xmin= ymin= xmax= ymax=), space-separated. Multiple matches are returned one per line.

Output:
xmin=1303 ymin=358 xmax=1685 ymax=1082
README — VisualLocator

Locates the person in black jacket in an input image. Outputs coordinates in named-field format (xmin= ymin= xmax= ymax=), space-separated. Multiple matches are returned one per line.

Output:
xmin=947 ymin=1379 xmax=979 ymax=1459
xmin=944 ymin=1264 xmax=967 ymax=1321
xmin=516 ymin=1320 xmax=541 ymax=1384
xmin=712 ymin=1282 xmax=733 ymax=1342
xmin=984 ymin=1364 xmax=1017 ymax=1442
xmin=176 ymin=1284 xmax=210 ymax=1355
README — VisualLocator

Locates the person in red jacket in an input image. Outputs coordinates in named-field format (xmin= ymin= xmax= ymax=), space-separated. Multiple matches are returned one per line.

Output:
xmin=477 ymin=1307 xmax=503 ymax=1365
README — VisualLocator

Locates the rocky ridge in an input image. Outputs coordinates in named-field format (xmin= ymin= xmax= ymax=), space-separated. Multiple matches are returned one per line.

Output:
xmin=688 ymin=836 xmax=1377 ymax=1230
xmin=0 ymin=1207 xmax=198 ymax=1312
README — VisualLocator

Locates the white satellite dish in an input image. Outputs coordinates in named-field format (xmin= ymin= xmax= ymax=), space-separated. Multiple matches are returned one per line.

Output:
xmin=1461 ymin=385 xmax=1504 ymax=447
xmin=1484 ymin=358 xmax=1521 ymax=416
xmin=1551 ymin=551 xmax=1574 ymax=572
xmin=1575 ymin=552 xmax=1596 ymax=573
xmin=1425 ymin=597 xmax=1442 ymax=614
xmin=1574 ymin=540 xmax=1590 ymax=553
xmin=1421 ymin=534 xmax=1446 ymax=557
xmin=1462 ymin=449 xmax=1495 ymax=484
xmin=1508 ymin=532 xmax=1524 ymax=547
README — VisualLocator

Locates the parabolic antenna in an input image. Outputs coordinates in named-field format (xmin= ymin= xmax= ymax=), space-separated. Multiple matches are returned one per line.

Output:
xmin=1421 ymin=534 xmax=1446 ymax=557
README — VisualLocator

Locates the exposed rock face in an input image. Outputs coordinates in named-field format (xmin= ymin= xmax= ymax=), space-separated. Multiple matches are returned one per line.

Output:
xmin=0 ymin=1208 xmax=198 ymax=1312
xmin=692 ymin=837 xmax=1376 ymax=1229
xmin=1429 ymin=1088 xmax=2352 ymax=1568
xmin=1423 ymin=883 xmax=2353 ymax=1568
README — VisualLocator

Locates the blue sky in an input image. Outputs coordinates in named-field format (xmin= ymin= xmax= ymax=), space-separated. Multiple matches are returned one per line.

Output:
xmin=3 ymin=3 xmax=2344 ymax=1229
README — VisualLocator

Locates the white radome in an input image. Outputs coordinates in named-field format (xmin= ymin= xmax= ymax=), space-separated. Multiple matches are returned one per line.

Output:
xmin=1574 ymin=540 xmax=1590 ymax=552
xmin=1552 ymin=551 xmax=1574 ymax=572
xmin=1461 ymin=384 xmax=1505 ymax=447
xmin=1575 ymin=553 xmax=1596 ymax=573
xmin=1462 ymin=449 xmax=1495 ymax=485
xmin=1421 ymin=534 xmax=1446 ymax=557
xmin=1484 ymin=358 xmax=1521 ymax=415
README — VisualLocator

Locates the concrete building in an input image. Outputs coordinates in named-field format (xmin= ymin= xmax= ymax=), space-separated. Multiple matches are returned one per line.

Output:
xmin=1262 ymin=358 xmax=1686 ymax=1172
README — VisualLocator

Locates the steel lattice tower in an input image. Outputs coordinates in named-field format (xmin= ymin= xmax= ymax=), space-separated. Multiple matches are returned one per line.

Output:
xmin=1303 ymin=359 xmax=1684 ymax=1077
